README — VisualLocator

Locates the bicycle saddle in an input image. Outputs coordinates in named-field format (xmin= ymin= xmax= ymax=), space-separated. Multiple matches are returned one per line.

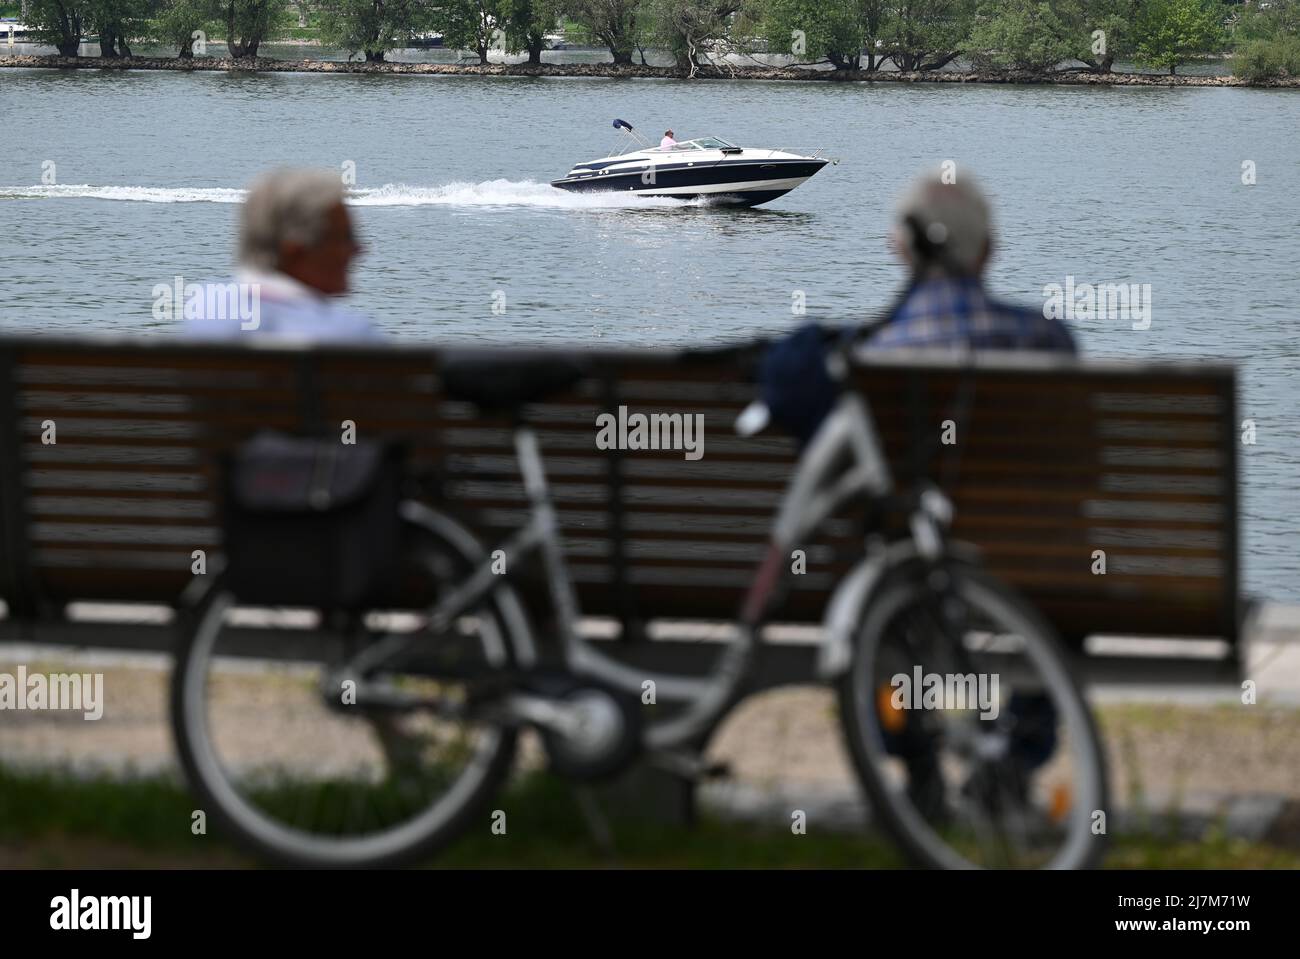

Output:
xmin=439 ymin=351 xmax=586 ymax=411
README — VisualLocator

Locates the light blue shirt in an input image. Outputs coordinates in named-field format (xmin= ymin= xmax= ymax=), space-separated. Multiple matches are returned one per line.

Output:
xmin=180 ymin=269 xmax=384 ymax=343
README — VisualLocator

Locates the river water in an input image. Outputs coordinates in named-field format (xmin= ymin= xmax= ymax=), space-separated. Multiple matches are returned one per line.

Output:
xmin=1 ymin=68 xmax=1297 ymax=598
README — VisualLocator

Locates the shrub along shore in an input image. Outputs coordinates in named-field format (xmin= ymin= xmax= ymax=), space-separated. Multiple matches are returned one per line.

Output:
xmin=3 ymin=54 xmax=1297 ymax=85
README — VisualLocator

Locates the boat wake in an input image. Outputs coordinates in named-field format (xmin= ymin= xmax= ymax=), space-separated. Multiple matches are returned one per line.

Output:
xmin=0 ymin=180 xmax=704 ymax=209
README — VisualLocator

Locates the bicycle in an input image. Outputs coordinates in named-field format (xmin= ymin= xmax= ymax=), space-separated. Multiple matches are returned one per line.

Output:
xmin=171 ymin=343 xmax=1109 ymax=870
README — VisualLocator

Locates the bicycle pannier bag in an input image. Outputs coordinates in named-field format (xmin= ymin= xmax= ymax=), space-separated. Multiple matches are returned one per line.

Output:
xmin=220 ymin=431 xmax=405 ymax=609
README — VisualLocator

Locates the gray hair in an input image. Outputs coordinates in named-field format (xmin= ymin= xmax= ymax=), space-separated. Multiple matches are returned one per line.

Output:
xmin=238 ymin=168 xmax=346 ymax=270
xmin=894 ymin=169 xmax=993 ymax=275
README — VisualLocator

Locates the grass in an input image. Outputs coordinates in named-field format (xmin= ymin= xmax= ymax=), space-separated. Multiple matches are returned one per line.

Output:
xmin=1095 ymin=701 xmax=1300 ymax=735
xmin=0 ymin=763 xmax=903 ymax=868
xmin=3 ymin=763 xmax=1298 ymax=869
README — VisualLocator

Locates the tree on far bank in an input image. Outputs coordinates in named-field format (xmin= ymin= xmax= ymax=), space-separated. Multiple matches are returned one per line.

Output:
xmin=966 ymin=0 xmax=1136 ymax=73
xmin=1232 ymin=0 xmax=1299 ymax=40
xmin=318 ymin=0 xmax=432 ymax=61
xmin=1074 ymin=0 xmax=1140 ymax=72
xmin=566 ymin=0 xmax=645 ymax=63
xmin=497 ymin=0 xmax=564 ymax=64
xmin=152 ymin=0 xmax=221 ymax=57
xmin=1230 ymin=0 xmax=1300 ymax=78
xmin=221 ymin=0 xmax=290 ymax=57
xmin=644 ymin=0 xmax=742 ymax=74
xmin=88 ymin=0 xmax=150 ymax=56
xmin=881 ymin=0 xmax=974 ymax=71
xmin=756 ymin=0 xmax=891 ymax=71
xmin=434 ymin=0 xmax=500 ymax=64
xmin=1132 ymin=0 xmax=1224 ymax=73
xmin=25 ymin=0 xmax=89 ymax=54
xmin=969 ymin=0 xmax=1079 ymax=71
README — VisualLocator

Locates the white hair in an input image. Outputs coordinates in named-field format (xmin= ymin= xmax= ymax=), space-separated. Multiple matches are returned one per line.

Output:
xmin=894 ymin=170 xmax=993 ymax=276
xmin=238 ymin=168 xmax=346 ymax=270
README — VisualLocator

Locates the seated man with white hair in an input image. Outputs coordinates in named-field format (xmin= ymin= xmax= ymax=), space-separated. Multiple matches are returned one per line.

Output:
xmin=184 ymin=168 xmax=382 ymax=341
xmin=864 ymin=170 xmax=1075 ymax=352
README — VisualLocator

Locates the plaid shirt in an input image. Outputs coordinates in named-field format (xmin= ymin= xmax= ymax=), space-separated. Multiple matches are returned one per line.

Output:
xmin=863 ymin=276 xmax=1076 ymax=354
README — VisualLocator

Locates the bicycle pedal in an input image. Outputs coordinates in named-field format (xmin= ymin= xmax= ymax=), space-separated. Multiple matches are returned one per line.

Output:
xmin=648 ymin=751 xmax=730 ymax=782
xmin=703 ymin=760 xmax=732 ymax=780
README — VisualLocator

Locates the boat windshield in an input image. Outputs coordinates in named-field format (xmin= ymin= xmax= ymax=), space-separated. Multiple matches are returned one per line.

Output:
xmin=646 ymin=136 xmax=737 ymax=153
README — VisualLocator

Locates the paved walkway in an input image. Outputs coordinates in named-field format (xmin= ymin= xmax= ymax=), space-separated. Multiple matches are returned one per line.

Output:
xmin=3 ymin=603 xmax=1298 ymax=846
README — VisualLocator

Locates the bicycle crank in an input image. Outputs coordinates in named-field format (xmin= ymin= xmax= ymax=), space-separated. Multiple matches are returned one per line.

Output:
xmin=506 ymin=675 xmax=642 ymax=782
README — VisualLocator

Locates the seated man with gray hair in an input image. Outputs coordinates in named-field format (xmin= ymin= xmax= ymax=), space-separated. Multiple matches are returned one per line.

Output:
xmin=759 ymin=167 xmax=1075 ymax=822
xmin=861 ymin=169 xmax=1074 ymax=817
xmin=184 ymin=168 xmax=382 ymax=341
xmin=864 ymin=169 xmax=1074 ymax=352
xmin=760 ymin=168 xmax=1076 ymax=445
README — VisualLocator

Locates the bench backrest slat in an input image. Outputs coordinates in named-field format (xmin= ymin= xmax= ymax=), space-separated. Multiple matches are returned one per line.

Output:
xmin=0 ymin=340 xmax=1239 ymax=647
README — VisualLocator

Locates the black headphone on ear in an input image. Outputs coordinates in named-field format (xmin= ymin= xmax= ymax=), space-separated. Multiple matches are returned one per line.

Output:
xmin=903 ymin=212 xmax=972 ymax=282
xmin=903 ymin=213 xmax=948 ymax=263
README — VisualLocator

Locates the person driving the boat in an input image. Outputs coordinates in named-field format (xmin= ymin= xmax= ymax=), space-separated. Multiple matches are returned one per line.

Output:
xmin=660 ymin=129 xmax=678 ymax=150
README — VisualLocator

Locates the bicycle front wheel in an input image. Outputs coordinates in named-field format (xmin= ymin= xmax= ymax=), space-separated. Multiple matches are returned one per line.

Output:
xmin=171 ymin=513 xmax=520 ymax=868
xmin=838 ymin=559 xmax=1108 ymax=869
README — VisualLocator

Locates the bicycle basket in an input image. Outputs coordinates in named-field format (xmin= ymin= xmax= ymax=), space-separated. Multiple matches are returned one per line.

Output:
xmin=219 ymin=431 xmax=406 ymax=610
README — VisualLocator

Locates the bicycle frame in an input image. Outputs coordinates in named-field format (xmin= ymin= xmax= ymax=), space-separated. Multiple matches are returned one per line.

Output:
xmin=397 ymin=385 xmax=929 ymax=750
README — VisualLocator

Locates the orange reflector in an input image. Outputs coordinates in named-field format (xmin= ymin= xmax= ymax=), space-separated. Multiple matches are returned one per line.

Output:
xmin=876 ymin=684 xmax=906 ymax=733
xmin=1049 ymin=784 xmax=1072 ymax=822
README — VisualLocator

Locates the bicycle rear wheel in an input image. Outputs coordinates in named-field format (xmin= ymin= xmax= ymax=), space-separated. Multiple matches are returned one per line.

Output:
xmin=839 ymin=559 xmax=1108 ymax=869
xmin=171 ymin=513 xmax=521 ymax=868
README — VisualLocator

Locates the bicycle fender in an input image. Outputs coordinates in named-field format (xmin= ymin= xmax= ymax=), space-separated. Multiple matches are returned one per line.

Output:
xmin=816 ymin=539 xmax=983 ymax=681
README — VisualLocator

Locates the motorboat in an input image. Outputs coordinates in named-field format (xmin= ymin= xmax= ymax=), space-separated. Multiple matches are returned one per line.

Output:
xmin=550 ymin=119 xmax=832 ymax=207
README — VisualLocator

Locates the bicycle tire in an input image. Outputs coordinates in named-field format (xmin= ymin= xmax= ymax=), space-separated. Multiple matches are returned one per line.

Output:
xmin=171 ymin=509 xmax=523 ymax=868
xmin=838 ymin=558 xmax=1109 ymax=870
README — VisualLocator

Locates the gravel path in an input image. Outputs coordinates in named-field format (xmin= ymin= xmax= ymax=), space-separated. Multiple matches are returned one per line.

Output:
xmin=4 ymin=653 xmax=1298 ymax=816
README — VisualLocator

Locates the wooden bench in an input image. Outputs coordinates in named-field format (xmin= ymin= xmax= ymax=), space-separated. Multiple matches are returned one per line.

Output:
xmin=0 ymin=335 xmax=1244 ymax=686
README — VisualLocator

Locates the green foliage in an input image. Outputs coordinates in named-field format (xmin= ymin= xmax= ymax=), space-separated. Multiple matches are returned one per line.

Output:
xmin=219 ymin=0 xmax=291 ymax=57
xmin=969 ymin=0 xmax=1080 ymax=70
xmin=24 ymin=0 xmax=92 ymax=55
xmin=1132 ymin=0 xmax=1225 ymax=73
xmin=1231 ymin=0 xmax=1300 ymax=79
xmin=433 ymin=0 xmax=499 ymax=63
xmin=966 ymin=0 xmax=1137 ymax=72
xmin=757 ymin=0 xmax=889 ymax=70
xmin=1232 ymin=34 xmax=1300 ymax=78
xmin=496 ymin=0 xmax=565 ymax=62
xmin=881 ymin=0 xmax=974 ymax=70
xmin=642 ymin=0 xmax=742 ymax=71
xmin=755 ymin=0 xmax=972 ymax=71
xmin=151 ymin=0 xmax=221 ymax=56
xmin=15 ymin=0 xmax=1288 ymax=80
xmin=317 ymin=0 xmax=432 ymax=61
xmin=75 ymin=0 xmax=152 ymax=55
xmin=566 ymin=0 xmax=645 ymax=63
xmin=1231 ymin=0 xmax=1299 ymax=42
xmin=1080 ymin=0 xmax=1140 ymax=70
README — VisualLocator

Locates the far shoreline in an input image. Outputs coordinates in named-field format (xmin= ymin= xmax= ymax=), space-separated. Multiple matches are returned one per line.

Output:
xmin=2 ymin=54 xmax=1297 ymax=87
